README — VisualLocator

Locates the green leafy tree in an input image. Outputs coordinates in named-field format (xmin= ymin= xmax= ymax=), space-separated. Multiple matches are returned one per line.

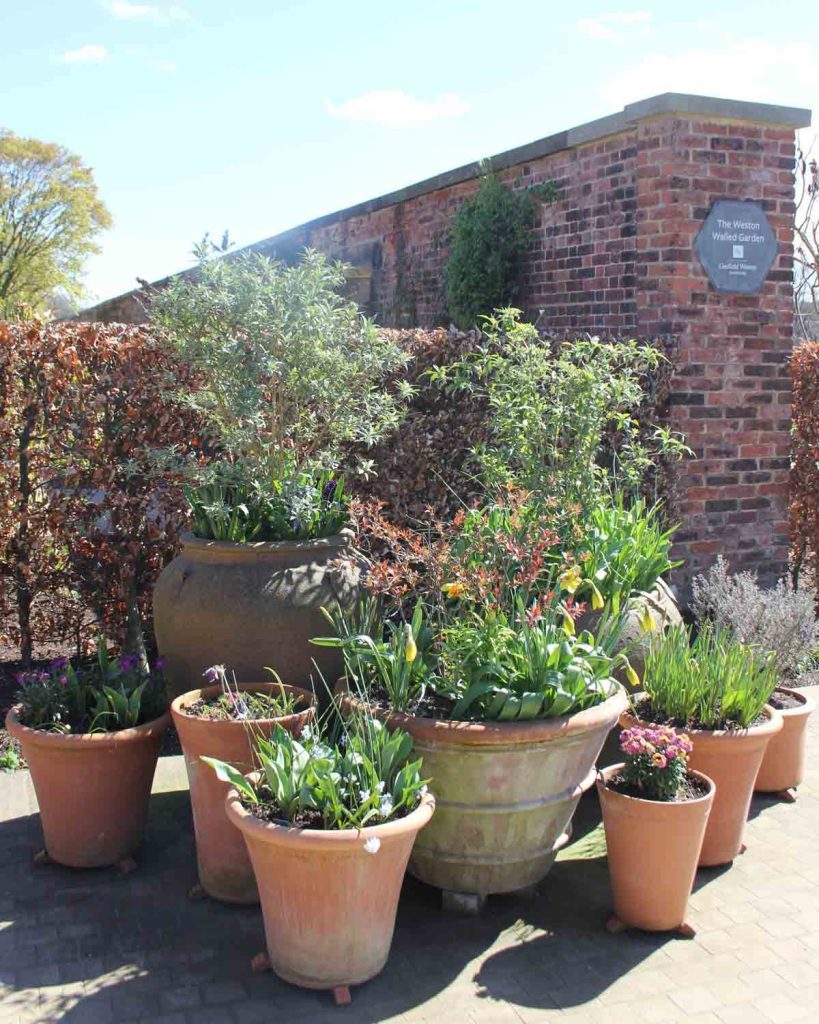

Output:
xmin=0 ymin=130 xmax=111 ymax=314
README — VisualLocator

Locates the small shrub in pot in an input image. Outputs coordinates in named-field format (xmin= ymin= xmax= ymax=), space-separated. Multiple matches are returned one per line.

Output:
xmin=151 ymin=246 xmax=411 ymax=696
xmin=598 ymin=725 xmax=714 ymax=934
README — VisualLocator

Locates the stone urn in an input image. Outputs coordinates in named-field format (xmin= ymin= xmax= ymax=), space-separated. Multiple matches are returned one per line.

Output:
xmin=340 ymin=685 xmax=627 ymax=905
xmin=579 ymin=578 xmax=682 ymax=689
xmin=153 ymin=530 xmax=360 ymax=699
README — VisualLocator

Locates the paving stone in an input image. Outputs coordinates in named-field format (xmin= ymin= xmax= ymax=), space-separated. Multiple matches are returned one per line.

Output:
xmin=0 ymin=713 xmax=817 ymax=1023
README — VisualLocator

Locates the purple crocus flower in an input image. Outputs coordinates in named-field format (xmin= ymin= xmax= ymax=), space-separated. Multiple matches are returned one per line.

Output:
xmin=203 ymin=665 xmax=222 ymax=684
xmin=118 ymin=653 xmax=139 ymax=674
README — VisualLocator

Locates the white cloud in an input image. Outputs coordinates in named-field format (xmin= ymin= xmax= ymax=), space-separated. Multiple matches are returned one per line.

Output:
xmin=326 ymin=90 xmax=470 ymax=129
xmin=578 ymin=11 xmax=652 ymax=42
xmin=155 ymin=58 xmax=177 ymax=72
xmin=602 ymin=39 xmax=818 ymax=109
xmin=103 ymin=1 xmax=190 ymax=23
xmin=61 ymin=44 xmax=109 ymax=64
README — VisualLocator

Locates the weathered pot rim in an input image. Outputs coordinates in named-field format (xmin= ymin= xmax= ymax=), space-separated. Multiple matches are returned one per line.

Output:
xmin=179 ymin=528 xmax=354 ymax=557
xmin=225 ymin=776 xmax=435 ymax=848
xmin=597 ymin=763 xmax=715 ymax=807
xmin=171 ymin=681 xmax=316 ymax=732
xmin=622 ymin=701 xmax=783 ymax=742
xmin=338 ymin=680 xmax=628 ymax=746
xmin=773 ymin=685 xmax=816 ymax=716
xmin=5 ymin=706 xmax=171 ymax=750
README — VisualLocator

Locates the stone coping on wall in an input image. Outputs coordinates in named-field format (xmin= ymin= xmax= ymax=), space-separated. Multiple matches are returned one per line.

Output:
xmin=78 ymin=91 xmax=811 ymax=320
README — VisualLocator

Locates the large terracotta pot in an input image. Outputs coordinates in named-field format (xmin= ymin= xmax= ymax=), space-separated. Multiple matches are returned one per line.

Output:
xmin=226 ymin=780 xmax=435 ymax=996
xmin=343 ymin=686 xmax=627 ymax=896
xmin=5 ymin=707 xmax=169 ymax=868
xmin=154 ymin=530 xmax=360 ymax=699
xmin=755 ymin=687 xmax=816 ymax=796
xmin=597 ymin=764 xmax=715 ymax=932
xmin=621 ymin=705 xmax=783 ymax=867
xmin=171 ymin=682 xmax=316 ymax=903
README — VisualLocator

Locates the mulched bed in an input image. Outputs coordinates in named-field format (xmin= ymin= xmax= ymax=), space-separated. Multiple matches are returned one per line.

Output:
xmin=0 ymin=638 xmax=181 ymax=767
xmin=631 ymin=695 xmax=768 ymax=732
xmin=770 ymin=688 xmax=806 ymax=710
xmin=184 ymin=690 xmax=304 ymax=722
xmin=605 ymin=772 xmax=710 ymax=802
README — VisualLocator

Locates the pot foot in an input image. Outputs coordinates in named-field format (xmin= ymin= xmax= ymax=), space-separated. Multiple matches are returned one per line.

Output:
xmin=117 ymin=856 xmax=138 ymax=875
xmin=187 ymin=883 xmax=207 ymax=901
xmin=333 ymin=986 xmax=351 ymax=1006
xmin=604 ymin=914 xmax=627 ymax=934
xmin=442 ymin=889 xmax=487 ymax=915
xmin=250 ymin=952 xmax=270 ymax=973
xmin=776 ymin=787 xmax=798 ymax=803
xmin=676 ymin=921 xmax=696 ymax=939
xmin=33 ymin=848 xmax=51 ymax=866
xmin=739 ymin=843 xmax=747 ymax=855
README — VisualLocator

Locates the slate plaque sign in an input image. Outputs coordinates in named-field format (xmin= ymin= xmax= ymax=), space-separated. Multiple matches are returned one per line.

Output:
xmin=694 ymin=199 xmax=777 ymax=294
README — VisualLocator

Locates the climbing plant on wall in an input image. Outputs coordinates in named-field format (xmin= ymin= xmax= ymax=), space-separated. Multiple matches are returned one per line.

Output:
xmin=445 ymin=165 xmax=558 ymax=329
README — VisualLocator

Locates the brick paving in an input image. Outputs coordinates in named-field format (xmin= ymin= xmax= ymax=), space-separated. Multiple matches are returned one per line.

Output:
xmin=0 ymin=694 xmax=817 ymax=1024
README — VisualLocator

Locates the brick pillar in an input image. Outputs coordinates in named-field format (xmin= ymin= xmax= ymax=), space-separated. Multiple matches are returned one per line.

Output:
xmin=634 ymin=109 xmax=800 ymax=597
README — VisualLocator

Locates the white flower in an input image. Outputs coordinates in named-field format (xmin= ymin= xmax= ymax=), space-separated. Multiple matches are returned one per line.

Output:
xmin=379 ymin=796 xmax=394 ymax=817
xmin=419 ymin=785 xmax=428 ymax=797
xmin=300 ymin=724 xmax=312 ymax=740
xmin=360 ymin=789 xmax=371 ymax=802
xmin=363 ymin=836 xmax=381 ymax=855
xmin=375 ymin=781 xmax=385 ymax=793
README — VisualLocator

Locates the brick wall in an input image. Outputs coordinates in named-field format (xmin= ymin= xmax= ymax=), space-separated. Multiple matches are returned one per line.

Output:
xmin=80 ymin=94 xmax=810 ymax=599
xmin=633 ymin=114 xmax=796 ymax=592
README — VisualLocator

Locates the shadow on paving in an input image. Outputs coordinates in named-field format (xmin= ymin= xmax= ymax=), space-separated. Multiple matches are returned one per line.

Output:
xmin=0 ymin=781 xmax=781 ymax=1021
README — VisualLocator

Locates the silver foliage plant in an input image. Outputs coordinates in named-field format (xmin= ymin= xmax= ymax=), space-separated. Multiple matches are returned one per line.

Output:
xmin=150 ymin=243 xmax=413 ymax=487
xmin=691 ymin=556 xmax=819 ymax=679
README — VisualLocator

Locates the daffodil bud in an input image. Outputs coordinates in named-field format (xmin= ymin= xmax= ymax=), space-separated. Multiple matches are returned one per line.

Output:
xmin=638 ymin=606 xmax=655 ymax=634
xmin=591 ymin=585 xmax=604 ymax=611
xmin=404 ymin=624 xmax=417 ymax=663
xmin=562 ymin=613 xmax=575 ymax=636
xmin=626 ymin=664 xmax=640 ymax=689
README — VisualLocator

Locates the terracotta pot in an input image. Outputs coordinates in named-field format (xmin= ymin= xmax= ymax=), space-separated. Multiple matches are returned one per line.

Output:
xmin=226 ymin=780 xmax=435 ymax=993
xmin=171 ymin=682 xmax=316 ymax=903
xmin=5 ymin=707 xmax=169 ymax=868
xmin=755 ymin=687 xmax=816 ymax=795
xmin=621 ymin=705 xmax=783 ymax=867
xmin=597 ymin=764 xmax=715 ymax=931
xmin=153 ymin=530 xmax=360 ymax=699
xmin=341 ymin=684 xmax=627 ymax=895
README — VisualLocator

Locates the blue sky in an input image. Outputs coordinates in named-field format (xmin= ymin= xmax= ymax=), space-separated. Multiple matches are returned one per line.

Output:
xmin=3 ymin=1 xmax=815 ymax=306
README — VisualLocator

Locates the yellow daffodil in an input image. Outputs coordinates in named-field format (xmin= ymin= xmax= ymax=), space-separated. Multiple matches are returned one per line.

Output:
xmin=403 ymin=624 xmax=417 ymax=663
xmin=590 ymin=584 xmax=605 ymax=611
xmin=625 ymin=664 xmax=640 ymax=689
xmin=442 ymin=581 xmax=466 ymax=599
xmin=638 ymin=606 xmax=655 ymax=634
xmin=559 ymin=565 xmax=583 ymax=595
xmin=562 ymin=613 xmax=576 ymax=636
